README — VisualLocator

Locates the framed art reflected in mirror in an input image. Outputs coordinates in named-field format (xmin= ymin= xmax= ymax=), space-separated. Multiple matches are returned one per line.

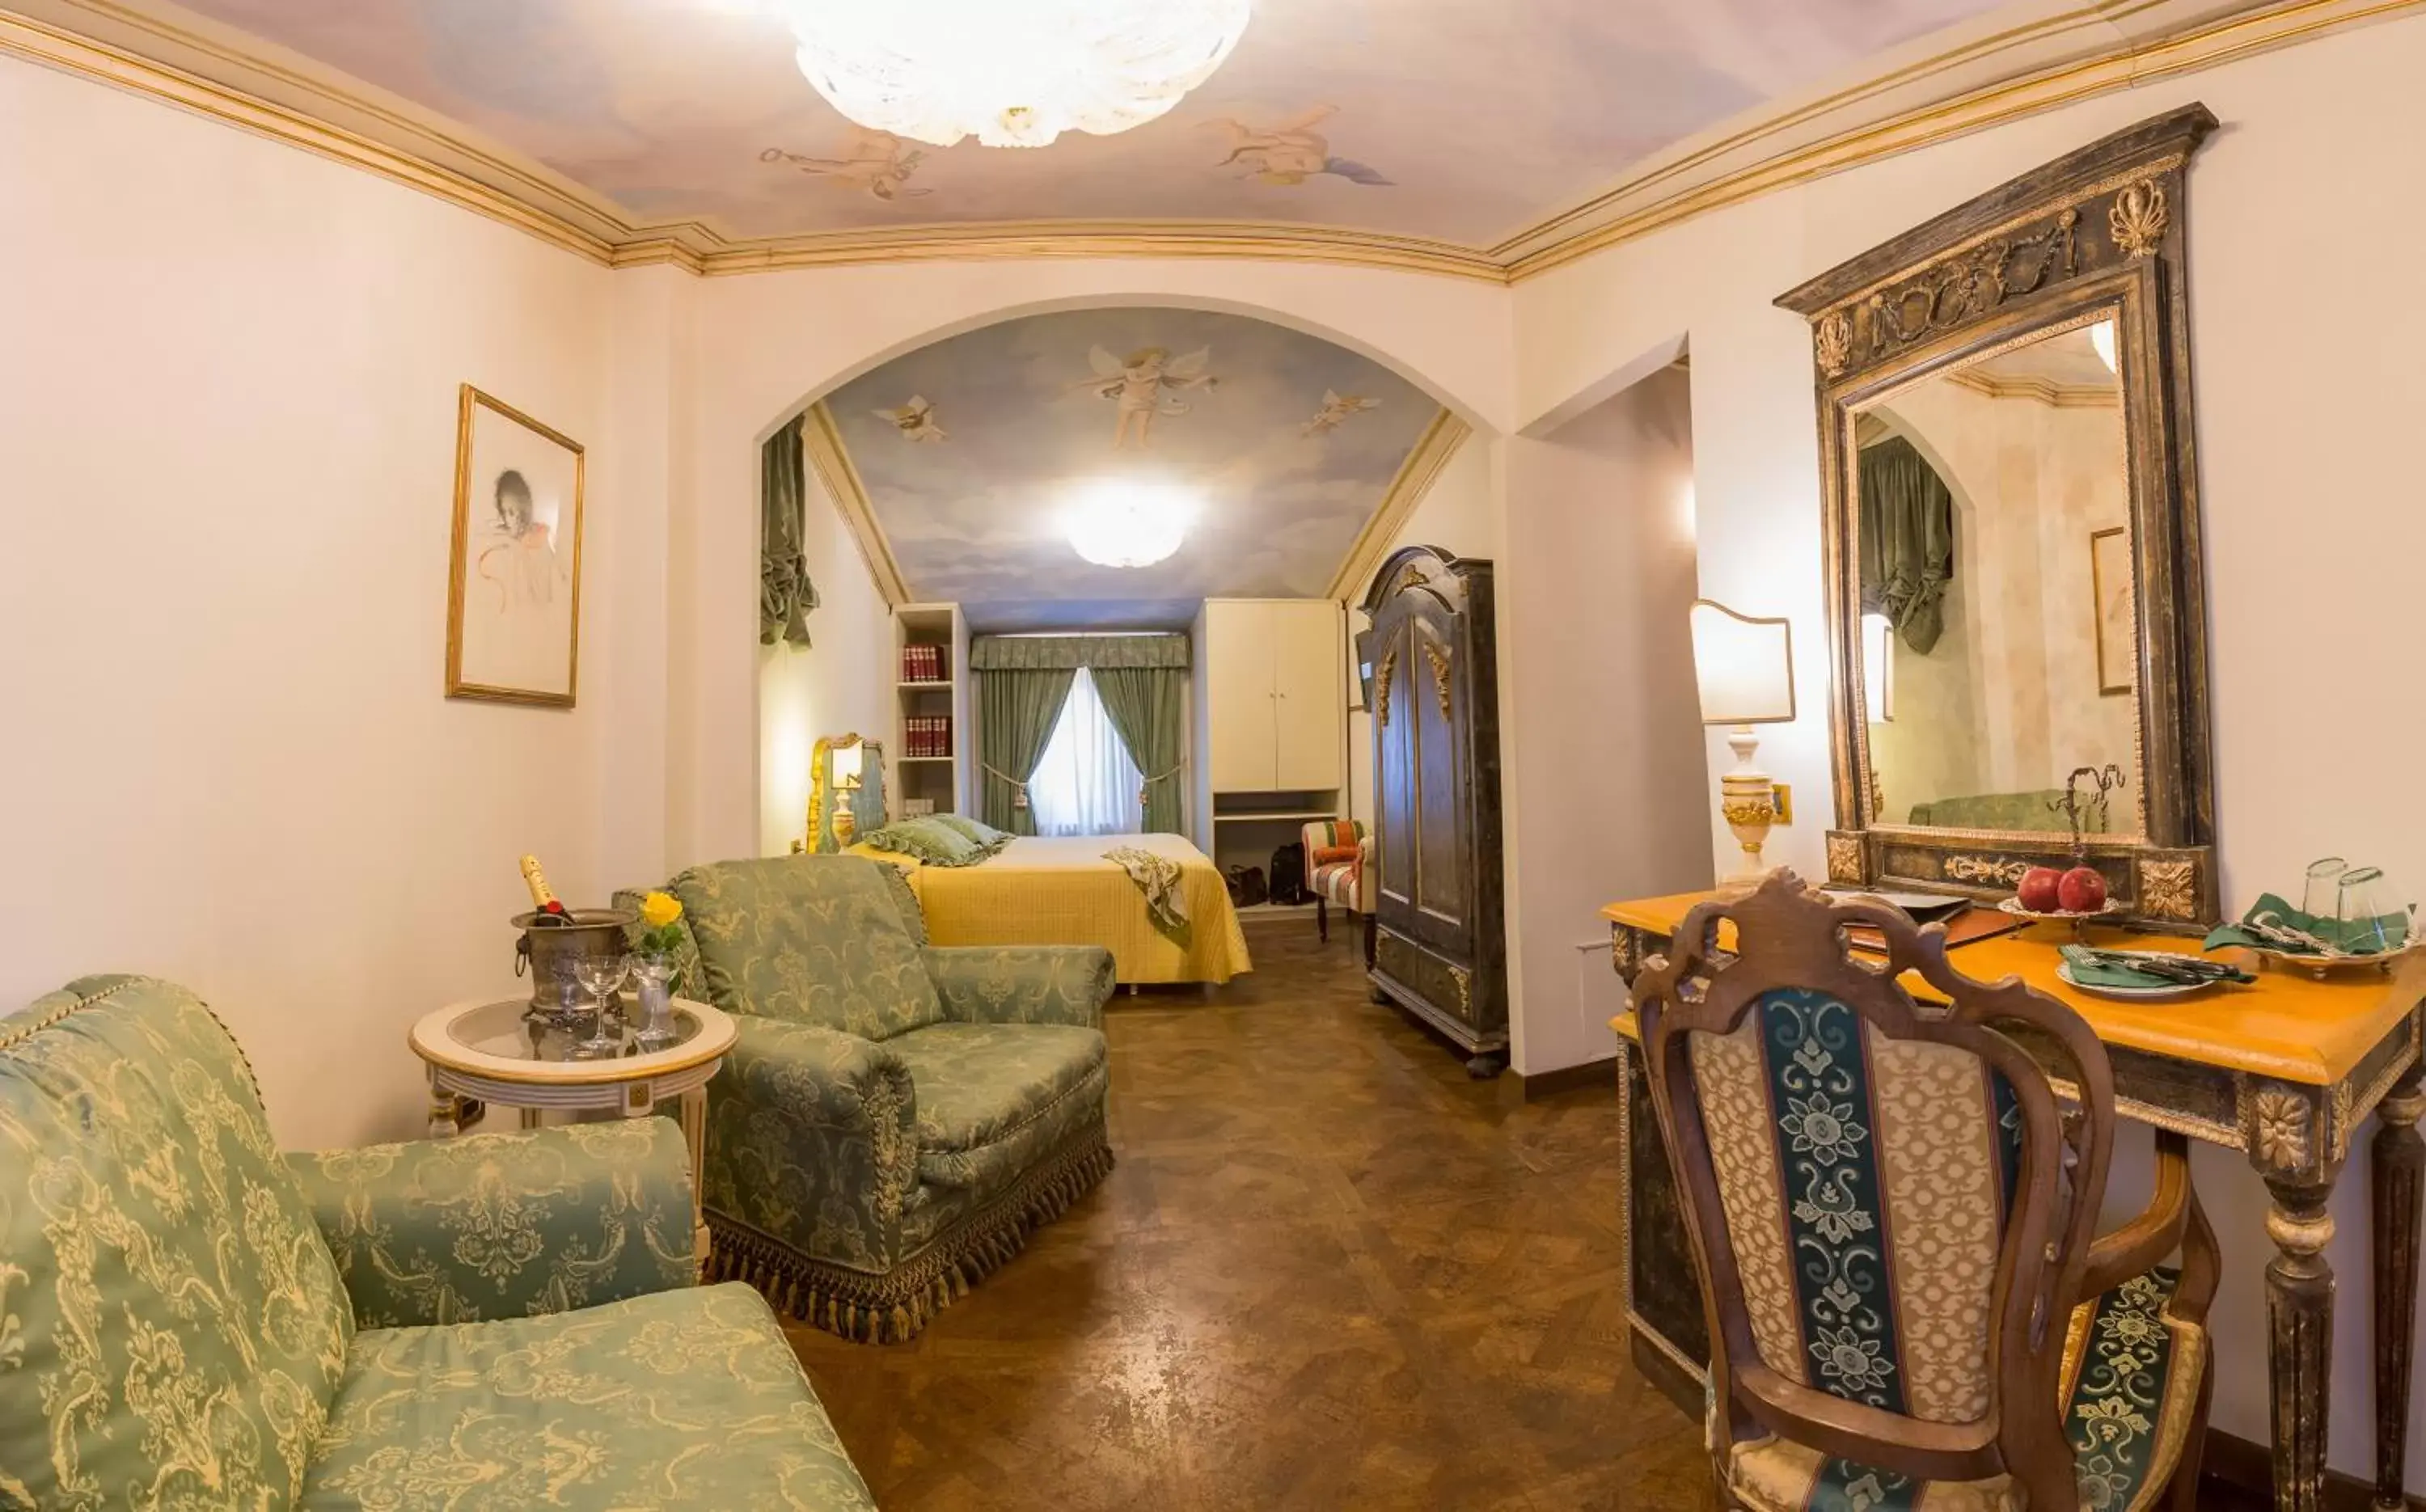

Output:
xmin=1777 ymin=105 xmax=2220 ymax=928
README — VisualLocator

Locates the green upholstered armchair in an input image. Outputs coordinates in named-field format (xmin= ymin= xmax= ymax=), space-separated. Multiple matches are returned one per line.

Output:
xmin=0 ymin=974 xmax=877 ymax=1510
xmin=616 ymin=855 xmax=1115 ymax=1343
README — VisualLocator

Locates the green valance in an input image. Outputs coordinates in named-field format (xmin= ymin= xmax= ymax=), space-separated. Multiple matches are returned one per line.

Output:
xmin=1858 ymin=436 xmax=1956 ymax=656
xmin=760 ymin=414 xmax=818 ymax=648
xmin=970 ymin=634 xmax=1190 ymax=672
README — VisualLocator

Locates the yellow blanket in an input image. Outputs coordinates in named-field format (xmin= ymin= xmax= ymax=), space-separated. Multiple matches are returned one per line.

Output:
xmin=852 ymin=834 xmax=1251 ymax=986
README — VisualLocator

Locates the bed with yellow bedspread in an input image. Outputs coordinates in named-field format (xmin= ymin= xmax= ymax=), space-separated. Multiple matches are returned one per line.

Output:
xmin=849 ymin=833 xmax=1252 ymax=986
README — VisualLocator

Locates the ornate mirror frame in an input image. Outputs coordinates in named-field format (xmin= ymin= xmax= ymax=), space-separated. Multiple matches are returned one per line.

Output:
xmin=1775 ymin=104 xmax=2220 ymax=927
xmin=805 ymin=733 xmax=887 ymax=853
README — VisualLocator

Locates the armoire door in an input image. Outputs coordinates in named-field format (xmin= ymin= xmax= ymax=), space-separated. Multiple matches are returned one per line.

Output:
xmin=1405 ymin=615 xmax=1473 ymax=958
xmin=1205 ymin=601 xmax=1278 ymax=790
xmin=1270 ymin=600 xmax=1342 ymax=790
xmin=1373 ymin=616 xmax=1420 ymax=924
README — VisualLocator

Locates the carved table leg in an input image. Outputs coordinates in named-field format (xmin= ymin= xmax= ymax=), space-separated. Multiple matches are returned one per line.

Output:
xmin=426 ymin=1066 xmax=459 ymax=1138
xmin=2265 ymin=1172 xmax=2339 ymax=1512
xmin=2373 ymin=1069 xmax=2426 ymax=1510
xmin=681 ymin=1087 xmax=710 ymax=1267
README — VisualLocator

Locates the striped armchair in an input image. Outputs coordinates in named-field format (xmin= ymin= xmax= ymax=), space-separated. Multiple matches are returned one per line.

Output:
xmin=1301 ymin=818 xmax=1376 ymax=966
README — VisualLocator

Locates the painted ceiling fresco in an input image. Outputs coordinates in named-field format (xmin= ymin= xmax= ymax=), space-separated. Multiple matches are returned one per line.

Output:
xmin=163 ymin=0 xmax=2010 ymax=246
xmin=824 ymin=308 xmax=1439 ymax=629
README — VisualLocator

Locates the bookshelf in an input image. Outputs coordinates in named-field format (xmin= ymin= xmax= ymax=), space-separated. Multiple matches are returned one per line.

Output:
xmin=894 ymin=603 xmax=967 ymax=818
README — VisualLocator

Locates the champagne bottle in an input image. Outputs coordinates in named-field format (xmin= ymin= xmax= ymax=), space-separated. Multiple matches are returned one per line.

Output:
xmin=519 ymin=854 xmax=571 ymax=925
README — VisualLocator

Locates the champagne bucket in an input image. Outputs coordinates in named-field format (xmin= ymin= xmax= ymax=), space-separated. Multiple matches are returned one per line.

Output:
xmin=514 ymin=908 xmax=636 ymax=1018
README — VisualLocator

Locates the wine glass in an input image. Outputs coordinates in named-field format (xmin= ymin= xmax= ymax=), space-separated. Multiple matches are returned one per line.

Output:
xmin=571 ymin=953 xmax=631 ymax=1058
xmin=2301 ymin=856 xmax=2348 ymax=924
xmin=2336 ymin=868 xmax=2409 ymax=957
xmin=628 ymin=956 xmax=680 ymax=1052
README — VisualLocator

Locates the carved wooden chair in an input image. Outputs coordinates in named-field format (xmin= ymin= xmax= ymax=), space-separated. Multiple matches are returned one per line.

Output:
xmin=1634 ymin=872 xmax=2218 ymax=1511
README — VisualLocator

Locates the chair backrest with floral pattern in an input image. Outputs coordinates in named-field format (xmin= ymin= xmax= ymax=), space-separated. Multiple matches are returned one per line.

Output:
xmin=1632 ymin=872 xmax=2114 ymax=1506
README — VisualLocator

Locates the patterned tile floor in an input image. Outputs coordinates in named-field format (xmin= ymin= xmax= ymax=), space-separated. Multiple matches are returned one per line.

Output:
xmin=784 ymin=926 xmax=1718 ymax=1510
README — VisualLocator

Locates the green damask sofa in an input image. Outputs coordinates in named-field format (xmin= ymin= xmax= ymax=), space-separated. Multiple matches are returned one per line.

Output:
xmin=617 ymin=855 xmax=1116 ymax=1343
xmin=0 ymin=974 xmax=877 ymax=1510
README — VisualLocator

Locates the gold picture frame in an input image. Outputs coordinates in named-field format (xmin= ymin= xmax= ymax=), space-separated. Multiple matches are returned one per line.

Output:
xmin=2090 ymin=525 xmax=2134 ymax=697
xmin=446 ymin=384 xmax=585 ymax=707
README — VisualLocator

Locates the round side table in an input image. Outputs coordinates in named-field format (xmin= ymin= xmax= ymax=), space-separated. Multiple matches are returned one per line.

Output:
xmin=408 ymin=995 xmax=737 ymax=1262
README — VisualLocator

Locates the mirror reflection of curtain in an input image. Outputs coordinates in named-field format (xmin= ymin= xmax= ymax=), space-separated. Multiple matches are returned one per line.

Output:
xmin=1027 ymin=669 xmax=1143 ymax=837
xmin=1858 ymin=436 xmax=1956 ymax=653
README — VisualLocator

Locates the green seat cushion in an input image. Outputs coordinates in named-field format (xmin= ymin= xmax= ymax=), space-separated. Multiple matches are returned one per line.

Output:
xmin=0 ymin=975 xmax=354 ymax=1508
xmin=673 ymin=855 xmax=944 ymax=1041
xmin=298 ymin=1282 xmax=876 ymax=1511
xmin=888 ymin=1023 xmax=1109 ymax=1192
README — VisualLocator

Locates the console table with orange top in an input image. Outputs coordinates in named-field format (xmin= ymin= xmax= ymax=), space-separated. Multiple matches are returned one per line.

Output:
xmin=1602 ymin=889 xmax=2426 ymax=1512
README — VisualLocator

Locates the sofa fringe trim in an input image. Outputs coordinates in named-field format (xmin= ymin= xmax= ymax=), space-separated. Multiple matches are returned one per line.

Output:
xmin=704 ymin=1130 xmax=1114 ymax=1344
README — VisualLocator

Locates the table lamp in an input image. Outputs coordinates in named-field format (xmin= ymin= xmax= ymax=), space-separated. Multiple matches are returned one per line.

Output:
xmin=830 ymin=743 xmax=864 ymax=846
xmin=1688 ymin=599 xmax=1796 ymax=885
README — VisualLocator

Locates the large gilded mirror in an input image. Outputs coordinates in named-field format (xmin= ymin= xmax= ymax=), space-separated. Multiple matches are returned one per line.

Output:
xmin=1778 ymin=105 xmax=2220 ymax=927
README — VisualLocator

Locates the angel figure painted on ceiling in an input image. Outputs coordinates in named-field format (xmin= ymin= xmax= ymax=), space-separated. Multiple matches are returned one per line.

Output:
xmin=1076 ymin=347 xmax=1219 ymax=450
xmin=760 ymin=129 xmax=931 ymax=201
xmin=1205 ymin=106 xmax=1393 ymax=187
xmin=873 ymin=395 xmax=946 ymax=443
xmin=1303 ymin=391 xmax=1380 ymax=437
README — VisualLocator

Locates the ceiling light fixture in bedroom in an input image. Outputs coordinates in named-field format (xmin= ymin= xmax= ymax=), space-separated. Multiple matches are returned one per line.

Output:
xmin=1067 ymin=482 xmax=1190 ymax=568
xmin=776 ymin=0 xmax=1251 ymax=149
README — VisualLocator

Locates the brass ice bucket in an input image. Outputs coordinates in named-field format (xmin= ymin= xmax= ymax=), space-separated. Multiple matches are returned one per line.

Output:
xmin=514 ymin=907 xmax=636 ymax=1020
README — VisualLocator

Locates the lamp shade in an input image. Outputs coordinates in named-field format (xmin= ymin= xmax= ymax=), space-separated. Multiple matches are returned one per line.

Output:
xmin=831 ymin=741 xmax=864 ymax=788
xmin=1688 ymin=599 xmax=1795 ymax=726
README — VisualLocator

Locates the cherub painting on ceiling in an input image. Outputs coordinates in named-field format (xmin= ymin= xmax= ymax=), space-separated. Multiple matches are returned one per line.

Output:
xmin=1076 ymin=347 xmax=1219 ymax=450
xmin=873 ymin=395 xmax=946 ymax=443
xmin=1304 ymin=391 xmax=1380 ymax=437
xmin=1205 ymin=107 xmax=1392 ymax=187
xmin=761 ymin=129 xmax=931 ymax=201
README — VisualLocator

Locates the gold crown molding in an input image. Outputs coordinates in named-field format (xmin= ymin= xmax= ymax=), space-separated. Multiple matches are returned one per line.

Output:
xmin=1325 ymin=409 xmax=1472 ymax=602
xmin=683 ymin=222 xmax=1503 ymax=282
xmin=802 ymin=402 xmax=912 ymax=608
xmin=1943 ymin=368 xmax=2121 ymax=405
xmin=8 ymin=0 xmax=2422 ymax=289
xmin=1501 ymin=0 xmax=2426 ymax=281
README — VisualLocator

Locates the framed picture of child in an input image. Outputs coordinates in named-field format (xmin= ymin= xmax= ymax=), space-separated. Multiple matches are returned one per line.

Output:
xmin=446 ymin=385 xmax=585 ymax=706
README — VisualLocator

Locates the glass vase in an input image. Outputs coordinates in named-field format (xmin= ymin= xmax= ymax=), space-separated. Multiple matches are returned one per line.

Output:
xmin=631 ymin=958 xmax=679 ymax=1052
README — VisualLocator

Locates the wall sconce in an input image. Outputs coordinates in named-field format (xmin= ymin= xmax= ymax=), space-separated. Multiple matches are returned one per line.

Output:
xmin=1688 ymin=598 xmax=1796 ymax=884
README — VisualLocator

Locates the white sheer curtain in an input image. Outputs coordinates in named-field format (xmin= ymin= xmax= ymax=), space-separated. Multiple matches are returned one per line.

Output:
xmin=1027 ymin=667 xmax=1143 ymax=837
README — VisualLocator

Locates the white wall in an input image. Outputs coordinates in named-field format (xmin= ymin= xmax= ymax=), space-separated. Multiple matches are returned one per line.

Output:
xmin=1501 ymin=370 xmax=1714 ymax=1075
xmin=0 ymin=55 xmax=622 ymax=1151
xmin=1514 ymin=10 xmax=2426 ymax=1476
xmin=755 ymin=461 xmax=895 ymax=859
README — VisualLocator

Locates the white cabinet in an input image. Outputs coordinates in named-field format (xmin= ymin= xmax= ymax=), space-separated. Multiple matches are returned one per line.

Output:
xmin=1201 ymin=599 xmax=1342 ymax=793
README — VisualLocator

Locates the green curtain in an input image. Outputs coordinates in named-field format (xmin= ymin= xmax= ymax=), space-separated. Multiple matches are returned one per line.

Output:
xmin=1858 ymin=437 xmax=1955 ymax=655
xmin=978 ymin=668 xmax=1076 ymax=835
xmin=760 ymin=415 xmax=818 ymax=648
xmin=1093 ymin=666 xmax=1186 ymax=835
xmin=969 ymin=634 xmax=1189 ymax=671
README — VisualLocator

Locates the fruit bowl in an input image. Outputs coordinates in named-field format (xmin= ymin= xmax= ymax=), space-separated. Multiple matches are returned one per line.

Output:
xmin=1997 ymin=897 xmax=2123 ymax=939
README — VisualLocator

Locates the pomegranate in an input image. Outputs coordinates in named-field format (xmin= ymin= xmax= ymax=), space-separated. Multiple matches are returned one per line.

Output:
xmin=2016 ymin=865 xmax=2064 ymax=913
xmin=2057 ymin=866 xmax=2109 ymax=914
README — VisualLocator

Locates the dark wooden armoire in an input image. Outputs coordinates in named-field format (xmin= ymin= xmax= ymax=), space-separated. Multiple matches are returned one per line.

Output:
xmin=1358 ymin=544 xmax=1507 ymax=1076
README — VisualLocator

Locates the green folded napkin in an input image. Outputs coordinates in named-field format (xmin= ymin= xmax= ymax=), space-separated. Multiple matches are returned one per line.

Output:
xmin=2202 ymin=893 xmax=2410 ymax=957
xmin=2059 ymin=945 xmax=2251 ymax=989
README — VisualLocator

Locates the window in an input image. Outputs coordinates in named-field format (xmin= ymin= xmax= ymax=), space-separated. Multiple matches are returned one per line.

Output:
xmin=1027 ymin=668 xmax=1143 ymax=837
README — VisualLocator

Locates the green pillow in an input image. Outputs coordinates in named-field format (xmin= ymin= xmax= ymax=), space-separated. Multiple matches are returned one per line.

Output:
xmin=862 ymin=815 xmax=1007 ymax=868
xmin=929 ymin=813 xmax=1012 ymax=847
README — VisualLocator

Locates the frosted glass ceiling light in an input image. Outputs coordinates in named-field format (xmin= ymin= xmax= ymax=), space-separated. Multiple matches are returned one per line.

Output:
xmin=2089 ymin=318 xmax=2117 ymax=372
xmin=780 ymin=0 xmax=1251 ymax=150
xmin=1067 ymin=483 xmax=1189 ymax=568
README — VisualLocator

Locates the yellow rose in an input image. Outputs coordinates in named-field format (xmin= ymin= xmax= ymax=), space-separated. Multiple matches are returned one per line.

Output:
xmin=640 ymin=891 xmax=683 ymax=929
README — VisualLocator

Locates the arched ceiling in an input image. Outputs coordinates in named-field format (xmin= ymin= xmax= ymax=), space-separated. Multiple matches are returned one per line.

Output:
xmin=131 ymin=0 xmax=2008 ymax=251
xmin=820 ymin=307 xmax=1444 ymax=630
